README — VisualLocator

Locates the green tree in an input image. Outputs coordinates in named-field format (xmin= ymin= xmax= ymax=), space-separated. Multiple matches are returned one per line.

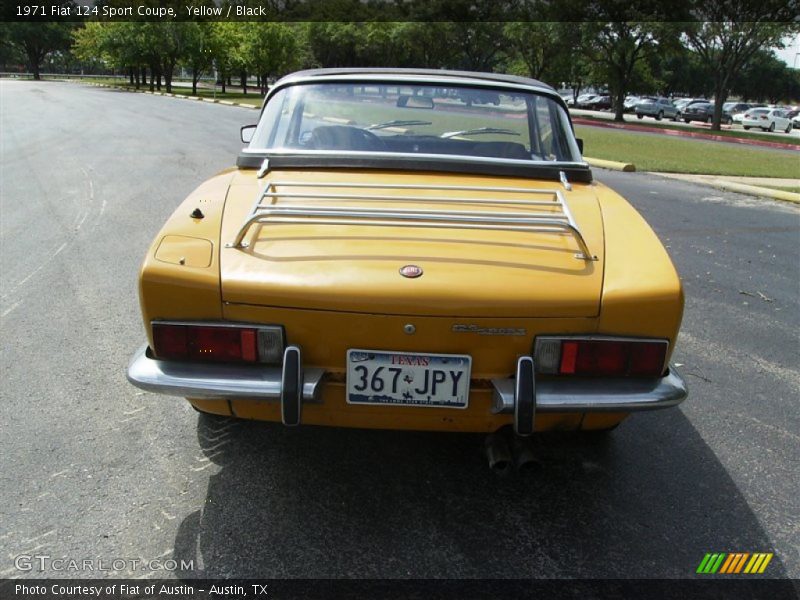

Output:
xmin=306 ymin=22 xmax=363 ymax=67
xmin=733 ymin=49 xmax=800 ymax=104
xmin=391 ymin=22 xmax=459 ymax=69
xmin=684 ymin=20 xmax=800 ymax=129
xmin=3 ymin=22 xmax=74 ymax=80
xmin=209 ymin=21 xmax=244 ymax=93
xmin=584 ymin=21 xmax=667 ymax=121
xmin=181 ymin=22 xmax=214 ymax=95
xmin=242 ymin=22 xmax=305 ymax=94
xmin=503 ymin=22 xmax=563 ymax=80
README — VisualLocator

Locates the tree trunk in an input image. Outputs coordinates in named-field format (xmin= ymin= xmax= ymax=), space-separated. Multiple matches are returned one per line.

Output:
xmin=192 ymin=68 xmax=199 ymax=95
xmin=220 ymin=72 xmax=226 ymax=94
xmin=129 ymin=68 xmax=134 ymax=86
xmin=241 ymin=72 xmax=247 ymax=94
xmin=711 ymin=77 xmax=729 ymax=131
xmin=156 ymin=68 xmax=162 ymax=91
xmin=613 ymin=89 xmax=625 ymax=122
xmin=30 ymin=55 xmax=41 ymax=80
xmin=712 ymin=90 xmax=726 ymax=130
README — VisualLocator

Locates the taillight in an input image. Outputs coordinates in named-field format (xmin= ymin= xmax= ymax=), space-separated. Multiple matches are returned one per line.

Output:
xmin=534 ymin=337 xmax=668 ymax=377
xmin=152 ymin=323 xmax=284 ymax=364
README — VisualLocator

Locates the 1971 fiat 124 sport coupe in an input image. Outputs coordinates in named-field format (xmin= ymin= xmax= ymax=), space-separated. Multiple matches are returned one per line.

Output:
xmin=127 ymin=68 xmax=687 ymax=438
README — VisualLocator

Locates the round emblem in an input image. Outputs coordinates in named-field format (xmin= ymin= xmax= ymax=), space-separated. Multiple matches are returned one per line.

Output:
xmin=399 ymin=265 xmax=423 ymax=278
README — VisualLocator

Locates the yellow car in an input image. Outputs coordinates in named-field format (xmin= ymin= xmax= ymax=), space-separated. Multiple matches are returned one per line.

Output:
xmin=127 ymin=68 xmax=686 ymax=440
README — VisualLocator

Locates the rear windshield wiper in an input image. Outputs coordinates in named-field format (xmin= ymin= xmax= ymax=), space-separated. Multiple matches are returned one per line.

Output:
xmin=440 ymin=127 xmax=521 ymax=138
xmin=368 ymin=119 xmax=433 ymax=130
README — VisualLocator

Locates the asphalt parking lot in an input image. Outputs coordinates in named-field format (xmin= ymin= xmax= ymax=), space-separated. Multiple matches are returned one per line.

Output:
xmin=1 ymin=81 xmax=798 ymax=585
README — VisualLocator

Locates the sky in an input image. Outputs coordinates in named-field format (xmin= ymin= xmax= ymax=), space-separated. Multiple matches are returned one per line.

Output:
xmin=775 ymin=34 xmax=799 ymax=69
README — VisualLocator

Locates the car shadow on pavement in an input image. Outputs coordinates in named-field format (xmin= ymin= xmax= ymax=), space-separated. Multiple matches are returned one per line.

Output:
xmin=172 ymin=409 xmax=792 ymax=582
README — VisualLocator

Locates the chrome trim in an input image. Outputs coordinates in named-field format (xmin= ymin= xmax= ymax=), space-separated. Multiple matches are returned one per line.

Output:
xmin=452 ymin=324 xmax=527 ymax=336
xmin=533 ymin=335 xmax=670 ymax=376
xmin=491 ymin=365 xmax=687 ymax=414
xmin=229 ymin=180 xmax=595 ymax=260
xmin=241 ymin=147 xmax=589 ymax=171
xmin=264 ymin=73 xmax=561 ymax=108
xmin=559 ymin=170 xmax=572 ymax=191
xmin=257 ymin=158 xmax=270 ymax=178
xmin=126 ymin=344 xmax=325 ymax=403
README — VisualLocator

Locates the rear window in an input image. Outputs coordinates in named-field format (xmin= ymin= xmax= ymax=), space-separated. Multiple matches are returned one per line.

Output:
xmin=249 ymin=82 xmax=581 ymax=163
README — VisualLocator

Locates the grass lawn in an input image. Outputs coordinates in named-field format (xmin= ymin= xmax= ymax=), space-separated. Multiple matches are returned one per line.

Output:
xmin=575 ymin=126 xmax=800 ymax=179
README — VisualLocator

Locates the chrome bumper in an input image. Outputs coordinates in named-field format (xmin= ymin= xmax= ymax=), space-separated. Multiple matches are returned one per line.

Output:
xmin=490 ymin=366 xmax=688 ymax=414
xmin=127 ymin=344 xmax=687 ymax=429
xmin=126 ymin=344 xmax=325 ymax=404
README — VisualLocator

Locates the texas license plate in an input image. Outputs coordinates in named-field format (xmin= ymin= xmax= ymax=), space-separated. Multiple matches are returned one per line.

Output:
xmin=346 ymin=349 xmax=471 ymax=409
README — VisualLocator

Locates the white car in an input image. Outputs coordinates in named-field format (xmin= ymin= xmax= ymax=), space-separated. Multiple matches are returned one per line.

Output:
xmin=742 ymin=108 xmax=793 ymax=133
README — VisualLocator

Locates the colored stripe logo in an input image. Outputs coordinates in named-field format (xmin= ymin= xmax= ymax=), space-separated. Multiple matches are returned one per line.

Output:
xmin=697 ymin=552 xmax=773 ymax=574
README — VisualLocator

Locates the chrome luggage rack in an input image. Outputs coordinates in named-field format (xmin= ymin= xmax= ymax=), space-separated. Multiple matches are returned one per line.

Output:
xmin=228 ymin=181 xmax=597 ymax=260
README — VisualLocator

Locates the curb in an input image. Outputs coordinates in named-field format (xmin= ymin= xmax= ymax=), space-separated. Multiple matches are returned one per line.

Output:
xmin=79 ymin=81 xmax=260 ymax=109
xmin=708 ymin=180 xmax=800 ymax=204
xmin=584 ymin=157 xmax=636 ymax=172
xmin=652 ymin=173 xmax=800 ymax=204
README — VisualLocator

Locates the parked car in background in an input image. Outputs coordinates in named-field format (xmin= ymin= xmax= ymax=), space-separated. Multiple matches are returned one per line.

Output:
xmin=723 ymin=102 xmax=752 ymax=117
xmin=587 ymin=95 xmax=612 ymax=110
xmin=635 ymin=97 xmax=679 ymax=121
xmin=742 ymin=108 xmax=793 ymax=132
xmin=126 ymin=68 xmax=687 ymax=439
xmin=458 ymin=89 xmax=501 ymax=106
xmin=673 ymin=98 xmax=708 ymax=116
xmin=733 ymin=103 xmax=766 ymax=123
xmin=573 ymin=93 xmax=595 ymax=108
xmin=683 ymin=102 xmax=732 ymax=124
xmin=785 ymin=109 xmax=800 ymax=127
xmin=623 ymin=95 xmax=641 ymax=112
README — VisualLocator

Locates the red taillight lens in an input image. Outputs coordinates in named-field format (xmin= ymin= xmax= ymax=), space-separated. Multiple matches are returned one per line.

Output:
xmin=571 ymin=340 xmax=628 ymax=376
xmin=153 ymin=324 xmax=258 ymax=363
xmin=537 ymin=338 xmax=668 ymax=377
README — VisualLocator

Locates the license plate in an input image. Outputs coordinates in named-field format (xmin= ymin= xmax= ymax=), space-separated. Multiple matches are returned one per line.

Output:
xmin=346 ymin=349 xmax=471 ymax=409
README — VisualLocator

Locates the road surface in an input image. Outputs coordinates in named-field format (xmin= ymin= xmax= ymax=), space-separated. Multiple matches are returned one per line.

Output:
xmin=1 ymin=81 xmax=798 ymax=585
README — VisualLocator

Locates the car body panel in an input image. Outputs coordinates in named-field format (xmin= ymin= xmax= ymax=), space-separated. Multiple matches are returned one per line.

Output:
xmin=218 ymin=170 xmax=605 ymax=318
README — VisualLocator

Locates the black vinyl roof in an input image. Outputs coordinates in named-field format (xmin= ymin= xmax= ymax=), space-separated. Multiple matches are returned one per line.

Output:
xmin=276 ymin=68 xmax=555 ymax=93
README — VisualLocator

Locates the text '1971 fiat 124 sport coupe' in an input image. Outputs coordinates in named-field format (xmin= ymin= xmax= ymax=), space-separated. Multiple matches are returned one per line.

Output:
xmin=127 ymin=68 xmax=687 ymax=439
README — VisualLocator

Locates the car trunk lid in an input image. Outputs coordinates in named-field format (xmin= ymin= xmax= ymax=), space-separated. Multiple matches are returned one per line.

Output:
xmin=219 ymin=170 xmax=604 ymax=318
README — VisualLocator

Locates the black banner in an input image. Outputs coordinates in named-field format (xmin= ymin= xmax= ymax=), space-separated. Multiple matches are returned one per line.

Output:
xmin=2 ymin=579 xmax=800 ymax=600
xmin=3 ymin=0 xmax=799 ymax=23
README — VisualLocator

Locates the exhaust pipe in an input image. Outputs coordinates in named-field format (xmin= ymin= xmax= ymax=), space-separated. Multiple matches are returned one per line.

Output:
xmin=511 ymin=436 xmax=541 ymax=472
xmin=484 ymin=433 xmax=512 ymax=474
